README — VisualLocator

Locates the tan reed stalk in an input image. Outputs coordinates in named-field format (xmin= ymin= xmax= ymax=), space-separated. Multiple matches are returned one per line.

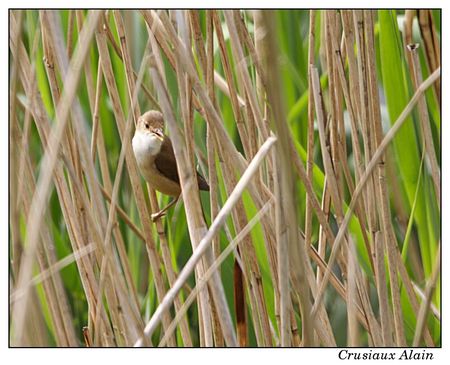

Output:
xmin=95 ymin=15 xmax=176 ymax=346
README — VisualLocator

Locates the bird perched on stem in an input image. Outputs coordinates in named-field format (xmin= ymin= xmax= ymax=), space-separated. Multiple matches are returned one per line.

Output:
xmin=132 ymin=110 xmax=247 ymax=347
xmin=132 ymin=110 xmax=209 ymax=221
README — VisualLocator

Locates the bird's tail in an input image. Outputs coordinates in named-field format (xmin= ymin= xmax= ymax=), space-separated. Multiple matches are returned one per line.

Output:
xmin=234 ymin=255 xmax=247 ymax=347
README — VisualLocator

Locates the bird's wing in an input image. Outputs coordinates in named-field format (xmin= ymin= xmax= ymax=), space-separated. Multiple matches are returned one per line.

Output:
xmin=154 ymin=137 xmax=180 ymax=185
xmin=155 ymin=136 xmax=209 ymax=191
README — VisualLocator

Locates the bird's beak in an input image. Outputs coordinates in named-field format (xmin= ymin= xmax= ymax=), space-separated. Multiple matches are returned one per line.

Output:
xmin=152 ymin=129 xmax=164 ymax=141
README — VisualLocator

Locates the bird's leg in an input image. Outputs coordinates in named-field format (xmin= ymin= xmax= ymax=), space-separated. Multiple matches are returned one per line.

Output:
xmin=151 ymin=194 xmax=180 ymax=222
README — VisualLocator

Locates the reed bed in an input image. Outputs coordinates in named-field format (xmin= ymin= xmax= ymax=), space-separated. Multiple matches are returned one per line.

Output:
xmin=9 ymin=9 xmax=440 ymax=347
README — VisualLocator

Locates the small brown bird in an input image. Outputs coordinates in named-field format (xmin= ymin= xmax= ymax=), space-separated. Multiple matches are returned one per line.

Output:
xmin=133 ymin=110 xmax=247 ymax=346
xmin=132 ymin=110 xmax=209 ymax=221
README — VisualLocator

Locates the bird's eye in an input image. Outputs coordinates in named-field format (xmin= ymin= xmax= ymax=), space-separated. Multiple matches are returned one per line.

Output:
xmin=145 ymin=123 xmax=149 ymax=129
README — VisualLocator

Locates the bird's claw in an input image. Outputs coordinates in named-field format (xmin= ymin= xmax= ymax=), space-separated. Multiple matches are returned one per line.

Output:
xmin=151 ymin=211 xmax=167 ymax=222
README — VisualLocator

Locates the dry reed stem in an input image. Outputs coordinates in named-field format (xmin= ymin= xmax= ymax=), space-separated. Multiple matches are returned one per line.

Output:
xmin=305 ymin=9 xmax=316 ymax=266
xmin=412 ymin=283 xmax=440 ymax=321
xmin=173 ymin=10 xmax=213 ymax=347
xmin=328 ymin=26 xmax=373 ymax=270
xmin=274 ymin=147 xmax=290 ymax=346
xmin=413 ymin=245 xmax=440 ymax=346
xmin=403 ymin=10 xmax=415 ymax=71
xmin=149 ymin=186 xmax=194 ymax=347
xmin=213 ymin=11 xmax=273 ymax=345
xmin=224 ymin=11 xmax=268 ymax=141
xmin=12 ymin=12 xmax=35 ymax=278
xmin=88 ymin=48 xmax=141 ymax=323
xmin=92 ymin=31 xmax=148 ymax=345
xmin=61 ymin=153 xmax=144 ymax=346
xmin=374 ymin=231 xmax=391 ymax=345
xmin=12 ymin=131 xmax=79 ymax=346
xmin=353 ymin=11 xmax=378 ymax=244
xmin=346 ymin=238 xmax=359 ymax=346
xmin=311 ymin=67 xmax=440 ymax=318
xmin=159 ymin=199 xmax=273 ymax=347
xmin=340 ymin=11 xmax=365 ymax=203
xmin=16 ymin=81 xmax=115 ymax=345
xmin=12 ymin=12 xmax=117 ymax=346
xmin=193 ymin=12 xmax=258 ymax=346
xmin=205 ymin=10 xmax=225 ymax=347
xmin=408 ymin=44 xmax=440 ymax=205
xmin=260 ymin=10 xmax=314 ymax=346
xmin=325 ymin=11 xmax=346 ymax=219
xmin=11 ymin=243 xmax=96 ymax=303
xmin=365 ymin=11 xmax=406 ymax=346
xmin=394 ymin=243 xmax=435 ymax=345
xmin=43 ymin=11 xmax=142 ymax=345
xmin=95 ymin=16 xmax=176 ymax=345
xmin=11 ymin=11 xmax=102 ymax=345
xmin=418 ymin=10 xmax=440 ymax=103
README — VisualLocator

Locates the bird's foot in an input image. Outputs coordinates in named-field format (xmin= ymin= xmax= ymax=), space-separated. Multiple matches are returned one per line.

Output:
xmin=151 ymin=211 xmax=167 ymax=222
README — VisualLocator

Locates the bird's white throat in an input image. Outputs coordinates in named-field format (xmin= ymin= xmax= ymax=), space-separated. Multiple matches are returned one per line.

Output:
xmin=132 ymin=130 xmax=162 ymax=166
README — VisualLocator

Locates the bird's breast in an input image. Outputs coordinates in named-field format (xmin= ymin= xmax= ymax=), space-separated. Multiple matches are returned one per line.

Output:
xmin=132 ymin=132 xmax=160 ymax=164
xmin=132 ymin=131 xmax=181 ymax=196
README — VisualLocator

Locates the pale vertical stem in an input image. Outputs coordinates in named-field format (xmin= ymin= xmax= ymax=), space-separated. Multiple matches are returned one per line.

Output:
xmin=175 ymin=10 xmax=212 ymax=348
xmin=220 ymin=151 xmax=269 ymax=346
xmin=374 ymin=231 xmax=392 ymax=345
xmin=113 ymin=10 xmax=141 ymax=121
xmin=12 ymin=11 xmax=32 ymax=278
xmin=418 ymin=10 xmax=440 ymax=103
xmin=403 ymin=10 xmax=415 ymax=73
xmin=330 ymin=12 xmax=347 ymax=201
xmin=66 ymin=10 xmax=76 ymax=58
xmin=407 ymin=44 xmax=440 ymax=205
xmin=316 ymin=180 xmax=331 ymax=282
xmin=274 ymin=146 xmax=290 ymax=347
xmin=90 ymin=60 xmax=103 ymax=162
xmin=365 ymin=10 xmax=405 ymax=346
xmin=353 ymin=10 xmax=378 ymax=242
xmin=214 ymin=11 xmax=273 ymax=346
xmin=148 ymin=188 xmax=193 ymax=347
xmin=224 ymin=11 xmax=268 ymax=141
xmin=310 ymin=65 xmax=344 ymax=219
xmin=212 ymin=11 xmax=251 ymax=158
xmin=76 ymin=11 xmax=95 ymax=112
xmin=346 ymin=238 xmax=359 ymax=346
xmin=324 ymin=11 xmax=342 ymax=202
xmin=205 ymin=10 xmax=225 ymax=347
xmin=305 ymin=9 xmax=316 ymax=262
xmin=260 ymin=10 xmax=314 ymax=346
xmin=329 ymin=23 xmax=374 ymax=271
xmin=189 ymin=10 xmax=208 ymax=78
xmin=254 ymin=10 xmax=267 ymax=119
xmin=413 ymin=244 xmax=440 ymax=346
xmin=340 ymin=11 xmax=365 ymax=194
